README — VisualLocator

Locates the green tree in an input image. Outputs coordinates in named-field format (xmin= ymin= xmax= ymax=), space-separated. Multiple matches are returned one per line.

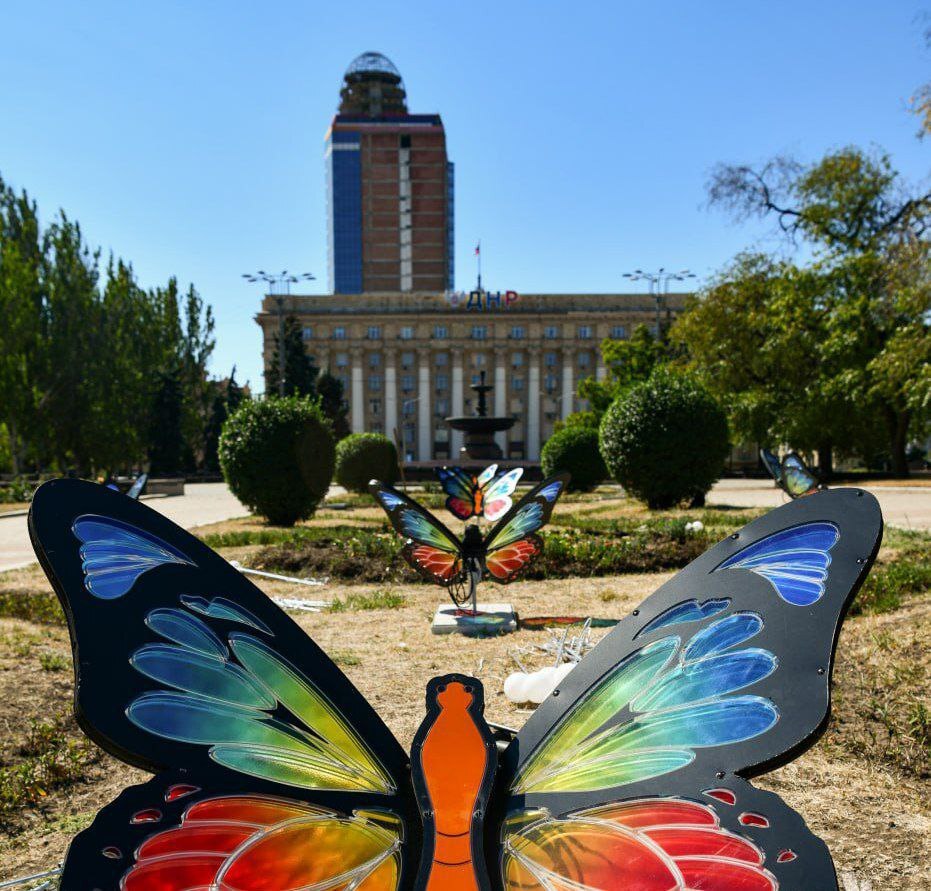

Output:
xmin=148 ymin=365 xmax=185 ymax=474
xmin=316 ymin=369 xmax=350 ymax=440
xmin=564 ymin=324 xmax=669 ymax=430
xmin=698 ymin=147 xmax=931 ymax=474
xmin=0 ymin=178 xmax=43 ymax=474
xmin=268 ymin=316 xmax=318 ymax=397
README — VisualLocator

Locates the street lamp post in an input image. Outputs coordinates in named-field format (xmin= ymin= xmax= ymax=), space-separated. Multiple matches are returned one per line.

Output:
xmin=622 ymin=268 xmax=696 ymax=339
xmin=242 ymin=270 xmax=315 ymax=397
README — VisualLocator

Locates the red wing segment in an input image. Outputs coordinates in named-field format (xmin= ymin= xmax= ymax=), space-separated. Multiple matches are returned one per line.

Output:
xmin=503 ymin=797 xmax=776 ymax=891
xmin=485 ymin=536 xmax=542 ymax=582
xmin=446 ymin=496 xmax=477 ymax=521
xmin=405 ymin=544 xmax=462 ymax=584
xmin=124 ymin=795 xmax=400 ymax=891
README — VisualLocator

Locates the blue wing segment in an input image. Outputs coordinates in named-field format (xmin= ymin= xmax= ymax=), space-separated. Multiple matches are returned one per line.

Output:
xmin=635 ymin=598 xmax=731 ymax=638
xmin=538 ymin=480 xmax=565 ymax=503
xmin=145 ymin=608 xmax=227 ymax=658
xmin=72 ymin=514 xmax=193 ymax=600
xmin=514 ymin=614 xmax=779 ymax=793
xmin=714 ymin=522 xmax=840 ymax=606
xmin=375 ymin=488 xmax=406 ymax=511
xmin=180 ymin=595 xmax=273 ymax=635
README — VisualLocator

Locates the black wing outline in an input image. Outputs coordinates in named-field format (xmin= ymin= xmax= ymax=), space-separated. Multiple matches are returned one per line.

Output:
xmin=28 ymin=479 xmax=418 ymax=888
xmin=489 ymin=488 xmax=882 ymax=890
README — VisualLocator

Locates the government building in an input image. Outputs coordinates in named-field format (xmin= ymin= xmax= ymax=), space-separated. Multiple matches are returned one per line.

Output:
xmin=256 ymin=53 xmax=691 ymax=462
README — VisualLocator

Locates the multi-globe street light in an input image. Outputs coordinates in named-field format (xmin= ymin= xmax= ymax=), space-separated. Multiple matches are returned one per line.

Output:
xmin=622 ymin=268 xmax=697 ymax=337
xmin=241 ymin=271 xmax=315 ymax=397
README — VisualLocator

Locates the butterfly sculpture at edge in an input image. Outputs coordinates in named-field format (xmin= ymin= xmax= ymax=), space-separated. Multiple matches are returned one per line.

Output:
xmin=436 ymin=464 xmax=525 ymax=522
xmin=761 ymin=448 xmax=823 ymax=498
xmin=28 ymin=478 xmax=881 ymax=890
xmin=370 ymin=473 xmax=568 ymax=612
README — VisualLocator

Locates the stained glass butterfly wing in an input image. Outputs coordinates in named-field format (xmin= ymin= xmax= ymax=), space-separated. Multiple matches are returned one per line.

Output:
xmin=760 ymin=448 xmax=783 ymax=485
xmin=482 ymin=473 xmax=569 ymax=583
xmin=481 ymin=467 xmax=524 ymax=522
xmin=436 ymin=466 xmax=481 ymax=520
xmin=493 ymin=488 xmax=882 ymax=891
xmin=28 ymin=479 xmax=417 ymax=890
xmin=369 ymin=480 xmax=464 ymax=586
xmin=782 ymin=451 xmax=821 ymax=498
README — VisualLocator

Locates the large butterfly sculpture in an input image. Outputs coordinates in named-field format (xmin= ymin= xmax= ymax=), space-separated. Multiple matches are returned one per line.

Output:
xmin=760 ymin=449 xmax=823 ymax=499
xmin=436 ymin=464 xmax=524 ymax=522
xmin=370 ymin=474 xmax=568 ymax=611
xmin=29 ymin=479 xmax=881 ymax=890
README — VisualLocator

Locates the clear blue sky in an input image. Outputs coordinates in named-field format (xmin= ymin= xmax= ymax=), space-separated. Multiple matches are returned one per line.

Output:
xmin=2 ymin=1 xmax=928 ymax=392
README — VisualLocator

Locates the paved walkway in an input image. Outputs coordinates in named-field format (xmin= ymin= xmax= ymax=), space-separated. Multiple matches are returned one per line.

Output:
xmin=707 ymin=478 xmax=931 ymax=530
xmin=0 ymin=482 xmax=248 ymax=572
xmin=2 ymin=479 xmax=929 ymax=573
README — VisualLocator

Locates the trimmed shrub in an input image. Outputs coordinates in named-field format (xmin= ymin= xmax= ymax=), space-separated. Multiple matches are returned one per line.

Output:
xmin=541 ymin=426 xmax=606 ymax=492
xmin=599 ymin=368 xmax=729 ymax=508
xmin=335 ymin=432 xmax=398 ymax=493
xmin=219 ymin=396 xmax=334 ymax=526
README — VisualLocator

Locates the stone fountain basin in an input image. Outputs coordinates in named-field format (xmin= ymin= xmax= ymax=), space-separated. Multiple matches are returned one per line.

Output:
xmin=445 ymin=416 xmax=515 ymax=433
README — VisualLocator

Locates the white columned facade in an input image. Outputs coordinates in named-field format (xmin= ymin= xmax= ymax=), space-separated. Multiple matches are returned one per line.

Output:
xmin=527 ymin=357 xmax=541 ymax=460
xmin=417 ymin=348 xmax=432 ymax=460
xmin=351 ymin=348 xmax=364 ymax=433
xmin=494 ymin=347 xmax=507 ymax=454
xmin=384 ymin=348 xmax=398 ymax=439
xmin=561 ymin=346 xmax=574 ymax=420
xmin=451 ymin=353 xmax=464 ymax=456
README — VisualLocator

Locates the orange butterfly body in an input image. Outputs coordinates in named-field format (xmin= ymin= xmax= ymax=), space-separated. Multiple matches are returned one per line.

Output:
xmin=414 ymin=678 xmax=496 ymax=891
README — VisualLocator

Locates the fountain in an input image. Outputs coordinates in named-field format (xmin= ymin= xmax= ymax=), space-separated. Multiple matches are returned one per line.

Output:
xmin=445 ymin=371 xmax=516 ymax=460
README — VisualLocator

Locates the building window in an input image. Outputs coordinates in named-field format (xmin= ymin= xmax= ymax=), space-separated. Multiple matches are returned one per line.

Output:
xmin=545 ymin=373 xmax=558 ymax=393
xmin=511 ymin=352 xmax=524 ymax=368
xmin=401 ymin=374 xmax=414 ymax=392
xmin=435 ymin=353 xmax=448 ymax=366
xmin=368 ymin=353 xmax=381 ymax=368
xmin=512 ymin=376 xmax=525 ymax=391
xmin=471 ymin=373 xmax=482 ymax=385
xmin=337 ymin=375 xmax=348 ymax=391
xmin=335 ymin=352 xmax=349 ymax=368
xmin=433 ymin=325 xmax=448 ymax=339
xmin=399 ymin=326 xmax=414 ymax=340
xmin=368 ymin=375 xmax=382 ymax=391
xmin=544 ymin=326 xmax=559 ymax=339
xmin=578 ymin=352 xmax=591 ymax=367
xmin=577 ymin=325 xmax=592 ymax=340
xmin=402 ymin=401 xmax=416 ymax=417
xmin=302 ymin=326 xmax=313 ymax=340
xmin=611 ymin=325 xmax=627 ymax=339
xmin=471 ymin=326 xmax=488 ymax=341
xmin=366 ymin=326 xmax=381 ymax=340
xmin=333 ymin=327 xmax=346 ymax=340
xmin=544 ymin=351 xmax=558 ymax=367
xmin=369 ymin=398 xmax=382 ymax=415
xmin=401 ymin=351 xmax=415 ymax=368
xmin=436 ymin=373 xmax=449 ymax=391
xmin=436 ymin=398 xmax=449 ymax=415
xmin=472 ymin=353 xmax=486 ymax=368
xmin=510 ymin=326 xmax=525 ymax=340
xmin=370 ymin=421 xmax=384 ymax=434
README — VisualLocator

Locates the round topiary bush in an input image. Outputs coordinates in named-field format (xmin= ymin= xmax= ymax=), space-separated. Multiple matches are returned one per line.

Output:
xmin=334 ymin=432 xmax=398 ymax=493
xmin=219 ymin=396 xmax=335 ymax=526
xmin=599 ymin=368 xmax=729 ymax=509
xmin=541 ymin=426 xmax=606 ymax=492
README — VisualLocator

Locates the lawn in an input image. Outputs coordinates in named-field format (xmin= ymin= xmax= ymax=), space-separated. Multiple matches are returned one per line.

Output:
xmin=0 ymin=490 xmax=927 ymax=888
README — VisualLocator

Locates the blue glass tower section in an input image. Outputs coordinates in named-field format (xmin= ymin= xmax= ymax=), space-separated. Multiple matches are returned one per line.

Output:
xmin=446 ymin=161 xmax=455 ymax=290
xmin=326 ymin=130 xmax=362 ymax=294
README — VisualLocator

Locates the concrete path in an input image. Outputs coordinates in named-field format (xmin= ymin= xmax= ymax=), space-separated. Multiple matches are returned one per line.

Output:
xmin=707 ymin=478 xmax=931 ymax=531
xmin=0 ymin=482 xmax=248 ymax=572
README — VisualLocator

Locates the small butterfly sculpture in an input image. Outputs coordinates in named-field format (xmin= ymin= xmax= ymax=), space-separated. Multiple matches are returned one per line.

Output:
xmin=371 ymin=474 xmax=568 ymax=611
xmin=29 ymin=479 xmax=881 ymax=890
xmin=761 ymin=448 xmax=823 ymax=498
xmin=436 ymin=464 xmax=524 ymax=522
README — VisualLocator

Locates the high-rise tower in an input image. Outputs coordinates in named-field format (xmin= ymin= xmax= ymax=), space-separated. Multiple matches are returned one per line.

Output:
xmin=326 ymin=52 xmax=454 ymax=294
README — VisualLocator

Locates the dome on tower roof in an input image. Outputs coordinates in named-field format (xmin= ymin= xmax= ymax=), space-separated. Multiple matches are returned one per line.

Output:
xmin=345 ymin=52 xmax=402 ymax=80
xmin=339 ymin=52 xmax=407 ymax=116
